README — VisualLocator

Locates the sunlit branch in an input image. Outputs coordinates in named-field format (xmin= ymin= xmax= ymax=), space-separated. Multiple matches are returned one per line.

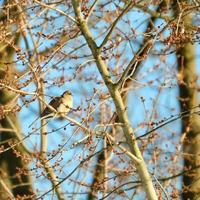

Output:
xmin=86 ymin=0 xmax=100 ymax=20
xmin=106 ymin=134 xmax=141 ymax=164
xmin=5 ymin=116 xmax=32 ymax=155
xmin=39 ymin=156 xmax=65 ymax=200
xmin=135 ymin=4 xmax=171 ymax=22
xmin=116 ymin=39 xmax=153 ymax=90
xmin=99 ymin=1 xmax=134 ymax=49
xmin=33 ymin=0 xmax=77 ymax=24
xmin=0 ymin=178 xmax=15 ymax=199
xmin=0 ymin=82 xmax=36 ymax=96
xmin=136 ymin=105 xmax=200 ymax=140
xmin=71 ymin=1 xmax=158 ymax=199
xmin=36 ymin=148 xmax=106 ymax=200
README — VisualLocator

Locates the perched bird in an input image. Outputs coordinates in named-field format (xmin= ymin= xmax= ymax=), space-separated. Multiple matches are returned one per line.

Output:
xmin=29 ymin=90 xmax=73 ymax=127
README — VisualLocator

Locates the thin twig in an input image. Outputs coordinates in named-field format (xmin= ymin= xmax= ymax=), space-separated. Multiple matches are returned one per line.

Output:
xmin=99 ymin=1 xmax=134 ymax=49
xmin=33 ymin=0 xmax=77 ymax=24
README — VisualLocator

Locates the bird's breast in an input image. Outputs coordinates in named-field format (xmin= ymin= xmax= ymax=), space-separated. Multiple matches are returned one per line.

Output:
xmin=57 ymin=96 xmax=73 ymax=114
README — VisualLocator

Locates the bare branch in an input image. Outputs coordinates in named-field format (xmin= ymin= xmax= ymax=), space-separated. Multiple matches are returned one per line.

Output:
xmin=72 ymin=1 xmax=158 ymax=199
xmin=33 ymin=0 xmax=77 ymax=24
xmin=99 ymin=1 xmax=134 ymax=49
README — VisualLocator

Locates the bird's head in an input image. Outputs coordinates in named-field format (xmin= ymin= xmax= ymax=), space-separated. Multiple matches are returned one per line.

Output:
xmin=62 ymin=90 xmax=72 ymax=99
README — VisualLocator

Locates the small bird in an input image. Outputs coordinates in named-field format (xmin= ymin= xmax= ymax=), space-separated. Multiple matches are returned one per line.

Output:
xmin=29 ymin=90 xmax=73 ymax=127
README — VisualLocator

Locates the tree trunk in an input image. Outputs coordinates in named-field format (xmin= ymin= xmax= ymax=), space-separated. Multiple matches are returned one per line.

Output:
xmin=0 ymin=1 xmax=33 ymax=199
xmin=176 ymin=7 xmax=200 ymax=200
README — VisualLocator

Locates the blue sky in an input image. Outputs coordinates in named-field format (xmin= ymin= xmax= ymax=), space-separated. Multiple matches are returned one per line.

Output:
xmin=14 ymin=1 xmax=200 ymax=199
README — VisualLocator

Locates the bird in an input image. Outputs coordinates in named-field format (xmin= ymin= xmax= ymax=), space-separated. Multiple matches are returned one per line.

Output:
xmin=29 ymin=90 xmax=73 ymax=127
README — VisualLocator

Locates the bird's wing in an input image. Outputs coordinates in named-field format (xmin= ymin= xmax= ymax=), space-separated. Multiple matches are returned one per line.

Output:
xmin=41 ymin=97 xmax=62 ymax=117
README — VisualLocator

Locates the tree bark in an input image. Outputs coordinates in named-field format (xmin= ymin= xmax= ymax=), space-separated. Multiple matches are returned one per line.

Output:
xmin=176 ymin=6 xmax=200 ymax=200
xmin=0 ymin=1 xmax=33 ymax=199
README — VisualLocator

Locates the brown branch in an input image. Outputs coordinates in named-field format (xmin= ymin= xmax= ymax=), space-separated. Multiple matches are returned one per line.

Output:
xmin=72 ymin=1 xmax=158 ymax=199
xmin=99 ymin=1 xmax=134 ymax=49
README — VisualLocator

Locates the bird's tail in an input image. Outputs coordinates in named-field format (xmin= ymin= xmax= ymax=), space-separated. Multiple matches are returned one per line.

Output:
xmin=28 ymin=116 xmax=40 ymax=128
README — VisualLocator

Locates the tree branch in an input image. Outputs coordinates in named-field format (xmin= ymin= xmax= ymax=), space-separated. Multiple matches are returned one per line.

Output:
xmin=99 ymin=1 xmax=134 ymax=49
xmin=71 ymin=1 xmax=158 ymax=199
